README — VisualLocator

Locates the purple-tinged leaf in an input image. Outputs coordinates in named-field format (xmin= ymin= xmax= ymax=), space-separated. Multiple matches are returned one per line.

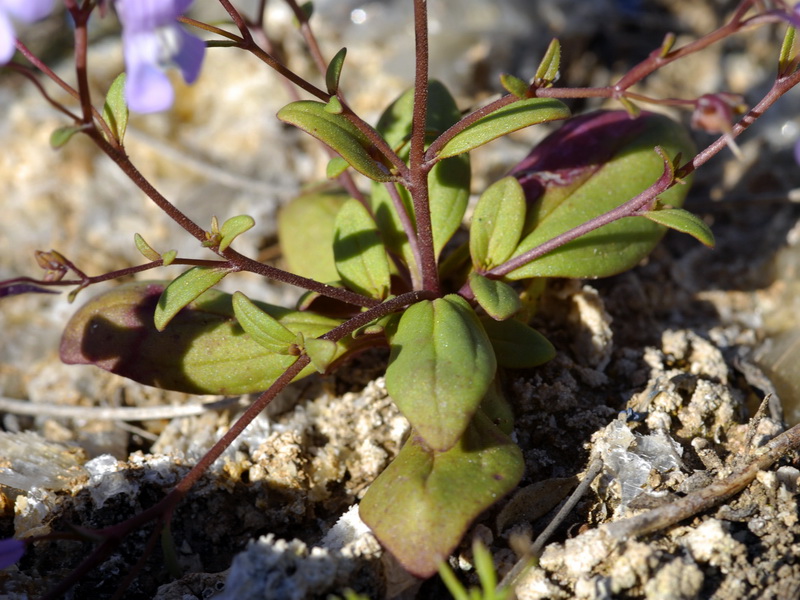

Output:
xmin=504 ymin=110 xmax=695 ymax=279
xmin=360 ymin=410 xmax=523 ymax=578
xmin=59 ymin=282 xmax=358 ymax=395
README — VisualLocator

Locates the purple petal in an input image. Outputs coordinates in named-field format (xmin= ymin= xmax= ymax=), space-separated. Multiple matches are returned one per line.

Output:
xmin=174 ymin=28 xmax=205 ymax=84
xmin=116 ymin=0 xmax=190 ymax=33
xmin=123 ymin=30 xmax=174 ymax=113
xmin=0 ymin=538 xmax=25 ymax=569
xmin=3 ymin=0 xmax=55 ymax=23
xmin=0 ymin=10 xmax=16 ymax=63
xmin=126 ymin=62 xmax=175 ymax=113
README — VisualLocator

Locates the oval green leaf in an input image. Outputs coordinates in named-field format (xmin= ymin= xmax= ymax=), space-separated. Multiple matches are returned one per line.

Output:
xmin=219 ymin=214 xmax=255 ymax=252
xmin=326 ymin=156 xmax=350 ymax=179
xmin=359 ymin=410 xmax=524 ymax=578
xmin=277 ymin=100 xmax=394 ymax=182
xmin=50 ymin=126 xmax=82 ymax=149
xmin=232 ymin=291 xmax=296 ymax=353
xmin=385 ymin=295 xmax=496 ymax=451
xmin=469 ymin=273 xmax=521 ymax=321
xmin=134 ymin=233 xmax=161 ymax=261
xmin=436 ymin=98 xmax=570 ymax=160
xmin=278 ymin=186 xmax=348 ymax=282
xmin=480 ymin=317 xmax=555 ymax=369
xmin=642 ymin=207 xmax=714 ymax=247
xmin=333 ymin=198 xmax=391 ymax=299
xmin=534 ymin=38 xmax=561 ymax=85
xmin=500 ymin=73 xmax=528 ymax=99
xmin=470 ymin=176 xmax=526 ymax=270
xmin=429 ymin=154 xmax=471 ymax=259
xmin=325 ymin=47 xmax=347 ymax=94
xmin=154 ymin=266 xmax=230 ymax=331
xmin=304 ymin=338 xmax=337 ymax=373
xmin=103 ymin=72 xmax=128 ymax=143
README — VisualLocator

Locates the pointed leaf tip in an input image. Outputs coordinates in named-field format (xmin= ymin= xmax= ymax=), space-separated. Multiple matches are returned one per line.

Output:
xmin=436 ymin=98 xmax=569 ymax=160
xmin=219 ymin=214 xmax=255 ymax=251
xmin=326 ymin=47 xmax=347 ymax=94
xmin=642 ymin=207 xmax=715 ymax=247
xmin=154 ymin=266 xmax=229 ymax=331
xmin=277 ymin=100 xmax=394 ymax=182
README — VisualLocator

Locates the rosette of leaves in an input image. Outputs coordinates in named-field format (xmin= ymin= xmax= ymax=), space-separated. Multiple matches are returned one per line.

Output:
xmin=61 ymin=81 xmax=710 ymax=577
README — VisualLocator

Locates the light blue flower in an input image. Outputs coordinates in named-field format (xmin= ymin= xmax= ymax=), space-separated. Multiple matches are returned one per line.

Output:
xmin=0 ymin=0 xmax=55 ymax=63
xmin=0 ymin=538 xmax=25 ymax=569
xmin=116 ymin=0 xmax=205 ymax=113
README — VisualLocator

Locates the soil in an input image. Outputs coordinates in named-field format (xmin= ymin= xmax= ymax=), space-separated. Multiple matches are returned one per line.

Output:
xmin=3 ymin=1 xmax=800 ymax=599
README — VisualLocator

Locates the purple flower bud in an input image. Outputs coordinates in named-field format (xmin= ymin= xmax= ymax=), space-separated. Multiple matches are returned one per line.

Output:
xmin=0 ymin=538 xmax=25 ymax=569
xmin=115 ymin=0 xmax=205 ymax=113
xmin=690 ymin=93 xmax=745 ymax=135
xmin=0 ymin=0 xmax=55 ymax=64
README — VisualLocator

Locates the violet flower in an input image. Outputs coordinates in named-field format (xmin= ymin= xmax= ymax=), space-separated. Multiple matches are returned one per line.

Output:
xmin=0 ymin=0 xmax=55 ymax=64
xmin=115 ymin=0 xmax=205 ymax=113
xmin=0 ymin=538 xmax=25 ymax=569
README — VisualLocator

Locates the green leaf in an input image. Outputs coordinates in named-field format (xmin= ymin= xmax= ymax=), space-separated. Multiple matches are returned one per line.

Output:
xmin=470 ymin=176 xmax=526 ymax=270
xmin=277 ymin=101 xmax=394 ymax=182
xmin=429 ymin=155 xmax=471 ymax=259
xmin=218 ymin=214 xmax=255 ymax=252
xmin=304 ymin=338 xmax=337 ymax=372
xmin=134 ymin=233 xmax=160 ymax=261
xmin=436 ymin=98 xmax=570 ymax=160
xmin=50 ymin=126 xmax=82 ymax=148
xmin=161 ymin=250 xmax=177 ymax=266
xmin=534 ymin=38 xmax=561 ymax=85
xmin=333 ymin=198 xmax=391 ymax=299
xmin=232 ymin=291 xmax=296 ymax=353
xmin=370 ymin=81 xmax=469 ymax=265
xmin=154 ymin=266 xmax=229 ymax=331
xmin=469 ymin=273 xmax=521 ymax=321
xmin=500 ymin=73 xmax=528 ymax=99
xmin=325 ymin=96 xmax=344 ymax=114
xmin=359 ymin=410 xmax=524 ymax=578
xmin=642 ymin=207 xmax=714 ymax=247
xmin=299 ymin=1 xmax=313 ymax=20
xmin=506 ymin=111 xmax=695 ymax=280
xmin=385 ymin=295 xmax=496 ymax=451
xmin=278 ymin=186 xmax=348 ymax=282
xmin=326 ymin=156 xmax=350 ymax=179
xmin=375 ymin=80 xmax=461 ymax=151
xmin=326 ymin=47 xmax=347 ymax=94
xmin=480 ymin=317 xmax=555 ymax=369
xmin=779 ymin=25 xmax=798 ymax=75
xmin=103 ymin=72 xmax=128 ymax=143
xmin=60 ymin=283 xmax=358 ymax=395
